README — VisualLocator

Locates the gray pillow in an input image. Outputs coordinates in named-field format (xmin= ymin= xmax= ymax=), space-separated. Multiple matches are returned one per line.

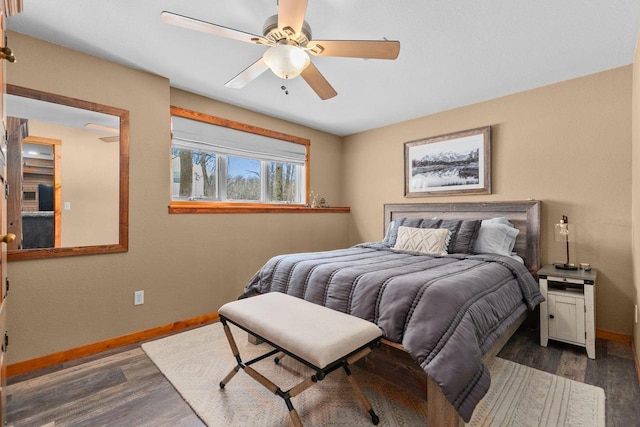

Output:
xmin=438 ymin=219 xmax=482 ymax=254
xmin=384 ymin=217 xmax=480 ymax=253
xmin=419 ymin=218 xmax=442 ymax=229
xmin=383 ymin=217 xmax=440 ymax=246
xmin=382 ymin=217 xmax=406 ymax=246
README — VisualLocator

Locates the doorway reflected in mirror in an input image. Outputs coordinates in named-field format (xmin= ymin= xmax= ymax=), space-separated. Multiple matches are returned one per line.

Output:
xmin=5 ymin=85 xmax=129 ymax=260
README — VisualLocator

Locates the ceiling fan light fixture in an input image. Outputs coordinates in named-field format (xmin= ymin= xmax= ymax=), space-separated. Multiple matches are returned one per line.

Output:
xmin=263 ymin=44 xmax=310 ymax=80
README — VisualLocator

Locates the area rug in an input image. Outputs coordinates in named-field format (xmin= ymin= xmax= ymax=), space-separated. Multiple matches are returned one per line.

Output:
xmin=470 ymin=357 xmax=605 ymax=426
xmin=142 ymin=324 xmax=605 ymax=426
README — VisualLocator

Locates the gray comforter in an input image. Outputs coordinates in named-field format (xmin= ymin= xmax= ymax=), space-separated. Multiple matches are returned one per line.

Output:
xmin=242 ymin=242 xmax=544 ymax=422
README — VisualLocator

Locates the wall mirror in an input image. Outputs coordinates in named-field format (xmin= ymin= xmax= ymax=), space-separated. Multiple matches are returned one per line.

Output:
xmin=5 ymin=85 xmax=129 ymax=260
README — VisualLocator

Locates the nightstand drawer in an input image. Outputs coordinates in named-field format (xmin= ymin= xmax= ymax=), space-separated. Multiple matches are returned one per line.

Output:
xmin=546 ymin=276 xmax=585 ymax=285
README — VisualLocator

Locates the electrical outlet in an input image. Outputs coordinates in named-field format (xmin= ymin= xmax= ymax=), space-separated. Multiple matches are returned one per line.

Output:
xmin=134 ymin=290 xmax=144 ymax=306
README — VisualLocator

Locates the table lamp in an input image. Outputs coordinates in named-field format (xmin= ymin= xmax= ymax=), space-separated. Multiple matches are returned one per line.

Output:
xmin=553 ymin=215 xmax=577 ymax=270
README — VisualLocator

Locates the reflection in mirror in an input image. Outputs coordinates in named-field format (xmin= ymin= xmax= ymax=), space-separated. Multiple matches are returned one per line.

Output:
xmin=6 ymin=85 xmax=129 ymax=260
xmin=18 ymin=135 xmax=61 ymax=249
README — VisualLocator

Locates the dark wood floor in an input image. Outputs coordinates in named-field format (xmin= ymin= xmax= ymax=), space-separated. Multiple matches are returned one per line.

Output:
xmin=6 ymin=322 xmax=640 ymax=426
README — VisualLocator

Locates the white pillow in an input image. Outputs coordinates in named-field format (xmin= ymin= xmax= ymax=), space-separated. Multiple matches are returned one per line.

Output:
xmin=487 ymin=217 xmax=515 ymax=227
xmin=473 ymin=222 xmax=519 ymax=256
xmin=393 ymin=226 xmax=450 ymax=255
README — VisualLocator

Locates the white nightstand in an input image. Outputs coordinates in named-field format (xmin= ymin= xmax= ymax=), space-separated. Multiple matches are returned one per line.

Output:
xmin=538 ymin=264 xmax=597 ymax=359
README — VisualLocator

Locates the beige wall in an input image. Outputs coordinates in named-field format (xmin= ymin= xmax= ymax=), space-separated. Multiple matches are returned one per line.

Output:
xmin=632 ymin=33 xmax=640 ymax=365
xmin=6 ymin=32 xmax=349 ymax=364
xmin=28 ymin=120 xmax=120 ymax=247
xmin=343 ymin=66 xmax=633 ymax=335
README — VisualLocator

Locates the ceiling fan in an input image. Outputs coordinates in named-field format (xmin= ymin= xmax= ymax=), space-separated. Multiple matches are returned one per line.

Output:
xmin=161 ymin=0 xmax=400 ymax=100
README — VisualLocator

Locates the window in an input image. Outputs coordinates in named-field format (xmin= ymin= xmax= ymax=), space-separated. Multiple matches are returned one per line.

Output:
xmin=170 ymin=107 xmax=309 ymax=210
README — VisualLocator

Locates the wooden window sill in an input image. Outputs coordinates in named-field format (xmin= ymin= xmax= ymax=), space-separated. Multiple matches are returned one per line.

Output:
xmin=169 ymin=202 xmax=350 ymax=214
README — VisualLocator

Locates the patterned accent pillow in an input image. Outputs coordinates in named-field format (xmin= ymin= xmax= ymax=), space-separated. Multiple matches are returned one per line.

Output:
xmin=393 ymin=227 xmax=450 ymax=255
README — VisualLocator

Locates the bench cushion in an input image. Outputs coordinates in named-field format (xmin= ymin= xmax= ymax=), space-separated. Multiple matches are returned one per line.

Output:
xmin=219 ymin=293 xmax=382 ymax=369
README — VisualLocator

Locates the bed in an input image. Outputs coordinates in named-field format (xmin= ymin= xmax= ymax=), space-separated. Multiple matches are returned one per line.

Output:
xmin=242 ymin=200 xmax=543 ymax=425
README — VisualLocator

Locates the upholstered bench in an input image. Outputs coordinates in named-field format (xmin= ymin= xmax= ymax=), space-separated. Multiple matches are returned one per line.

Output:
xmin=218 ymin=292 xmax=383 ymax=426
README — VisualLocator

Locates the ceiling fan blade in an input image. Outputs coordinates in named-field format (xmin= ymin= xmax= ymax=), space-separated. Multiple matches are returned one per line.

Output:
xmin=309 ymin=40 xmax=400 ymax=59
xmin=99 ymin=136 xmax=120 ymax=143
xmin=224 ymin=58 xmax=270 ymax=88
xmin=277 ymin=0 xmax=308 ymax=35
xmin=301 ymin=62 xmax=337 ymax=100
xmin=161 ymin=11 xmax=265 ymax=44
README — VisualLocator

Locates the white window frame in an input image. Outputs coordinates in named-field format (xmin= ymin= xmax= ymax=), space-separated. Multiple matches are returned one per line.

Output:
xmin=169 ymin=106 xmax=310 ymax=212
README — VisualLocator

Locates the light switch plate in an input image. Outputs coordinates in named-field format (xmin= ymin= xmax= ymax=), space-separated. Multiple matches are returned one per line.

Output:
xmin=134 ymin=290 xmax=144 ymax=306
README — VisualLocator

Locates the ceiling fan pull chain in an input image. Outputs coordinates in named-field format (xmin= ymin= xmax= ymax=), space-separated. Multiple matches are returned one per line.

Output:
xmin=281 ymin=76 xmax=289 ymax=95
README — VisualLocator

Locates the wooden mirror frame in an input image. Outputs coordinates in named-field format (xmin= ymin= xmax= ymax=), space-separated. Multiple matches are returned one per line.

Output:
xmin=7 ymin=84 xmax=129 ymax=261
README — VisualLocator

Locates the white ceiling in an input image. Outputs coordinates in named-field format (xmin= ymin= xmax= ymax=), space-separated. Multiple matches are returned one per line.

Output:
xmin=6 ymin=94 xmax=119 ymax=131
xmin=6 ymin=0 xmax=640 ymax=136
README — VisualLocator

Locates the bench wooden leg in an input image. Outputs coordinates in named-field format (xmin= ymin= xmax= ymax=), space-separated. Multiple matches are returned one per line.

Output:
xmin=274 ymin=351 xmax=287 ymax=364
xmin=219 ymin=318 xmax=244 ymax=389
xmin=289 ymin=408 xmax=303 ymax=427
xmin=222 ymin=320 xmax=240 ymax=359
xmin=288 ymin=377 xmax=316 ymax=398
xmin=244 ymin=365 xmax=280 ymax=394
xmin=219 ymin=366 xmax=240 ymax=389
xmin=344 ymin=365 xmax=380 ymax=425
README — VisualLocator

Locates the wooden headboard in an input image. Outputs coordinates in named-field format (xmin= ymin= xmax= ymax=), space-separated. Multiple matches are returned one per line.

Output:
xmin=384 ymin=200 xmax=541 ymax=275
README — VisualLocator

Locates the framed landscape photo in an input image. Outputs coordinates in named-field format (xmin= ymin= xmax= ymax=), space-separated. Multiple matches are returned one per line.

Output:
xmin=404 ymin=126 xmax=491 ymax=197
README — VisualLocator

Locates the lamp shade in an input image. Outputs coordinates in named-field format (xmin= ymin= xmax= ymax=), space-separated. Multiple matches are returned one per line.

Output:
xmin=552 ymin=214 xmax=577 ymax=269
xmin=263 ymin=45 xmax=310 ymax=79
xmin=554 ymin=215 xmax=573 ymax=242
